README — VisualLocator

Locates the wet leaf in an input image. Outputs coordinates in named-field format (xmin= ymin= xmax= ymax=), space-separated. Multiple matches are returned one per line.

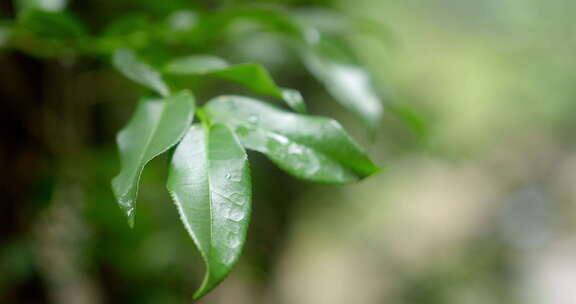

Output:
xmin=167 ymin=124 xmax=251 ymax=299
xmin=204 ymin=96 xmax=378 ymax=183
xmin=111 ymin=91 xmax=195 ymax=226
xmin=164 ymin=55 xmax=306 ymax=113
xmin=113 ymin=48 xmax=170 ymax=97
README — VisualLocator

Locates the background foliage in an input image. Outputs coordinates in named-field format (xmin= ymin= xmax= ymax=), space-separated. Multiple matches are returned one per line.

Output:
xmin=2 ymin=0 xmax=576 ymax=303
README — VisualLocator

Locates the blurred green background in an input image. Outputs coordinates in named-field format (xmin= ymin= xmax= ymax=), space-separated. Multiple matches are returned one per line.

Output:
xmin=2 ymin=0 xmax=576 ymax=303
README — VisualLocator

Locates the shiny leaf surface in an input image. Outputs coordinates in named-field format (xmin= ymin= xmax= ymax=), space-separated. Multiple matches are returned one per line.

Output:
xmin=205 ymin=96 xmax=378 ymax=183
xmin=298 ymin=36 xmax=383 ymax=129
xmin=113 ymin=49 xmax=170 ymax=97
xmin=164 ymin=55 xmax=306 ymax=113
xmin=112 ymin=91 xmax=195 ymax=226
xmin=167 ymin=124 xmax=251 ymax=299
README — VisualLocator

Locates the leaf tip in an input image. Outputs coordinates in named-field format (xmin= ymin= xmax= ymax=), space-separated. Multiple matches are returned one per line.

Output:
xmin=281 ymin=88 xmax=307 ymax=113
xmin=192 ymin=274 xmax=215 ymax=300
xmin=111 ymin=177 xmax=137 ymax=228
xmin=126 ymin=207 xmax=136 ymax=228
xmin=192 ymin=290 xmax=205 ymax=300
xmin=369 ymin=164 xmax=383 ymax=176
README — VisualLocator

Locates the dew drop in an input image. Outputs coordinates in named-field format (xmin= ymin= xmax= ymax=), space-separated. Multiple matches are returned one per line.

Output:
xmin=230 ymin=192 xmax=244 ymax=205
xmin=228 ymin=206 xmax=245 ymax=221
xmin=126 ymin=206 xmax=135 ymax=218
xmin=225 ymin=172 xmax=242 ymax=182
xmin=226 ymin=231 xmax=241 ymax=249
xmin=219 ymin=238 xmax=237 ymax=263
xmin=229 ymin=236 xmax=241 ymax=248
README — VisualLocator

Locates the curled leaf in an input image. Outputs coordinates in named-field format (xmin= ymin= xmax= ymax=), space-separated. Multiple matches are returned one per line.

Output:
xmin=111 ymin=91 xmax=195 ymax=226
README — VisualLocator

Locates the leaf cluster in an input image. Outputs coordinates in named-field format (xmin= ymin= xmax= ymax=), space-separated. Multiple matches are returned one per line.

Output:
xmin=1 ymin=1 xmax=385 ymax=299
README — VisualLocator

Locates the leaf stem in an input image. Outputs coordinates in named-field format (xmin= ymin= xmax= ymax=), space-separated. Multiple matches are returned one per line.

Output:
xmin=197 ymin=108 xmax=211 ymax=129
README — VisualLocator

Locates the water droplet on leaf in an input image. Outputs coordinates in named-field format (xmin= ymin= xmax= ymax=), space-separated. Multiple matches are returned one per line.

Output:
xmin=227 ymin=232 xmax=241 ymax=249
xmin=228 ymin=206 xmax=245 ymax=221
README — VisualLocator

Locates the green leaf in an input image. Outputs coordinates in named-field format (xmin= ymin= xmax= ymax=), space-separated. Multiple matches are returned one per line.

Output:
xmin=179 ymin=6 xmax=382 ymax=126
xmin=112 ymin=91 xmax=195 ymax=226
xmin=290 ymin=8 xmax=354 ymax=36
xmin=18 ymin=9 xmax=86 ymax=38
xmin=167 ymin=123 xmax=251 ymax=299
xmin=0 ymin=25 xmax=11 ymax=48
xmin=113 ymin=48 xmax=170 ymax=97
xmin=102 ymin=14 xmax=150 ymax=37
xmin=17 ymin=0 xmax=69 ymax=13
xmin=204 ymin=96 xmax=378 ymax=183
xmin=386 ymin=101 xmax=430 ymax=141
xmin=298 ymin=35 xmax=383 ymax=129
xmin=163 ymin=55 xmax=229 ymax=74
xmin=291 ymin=8 xmax=395 ymax=46
xmin=164 ymin=55 xmax=306 ymax=113
xmin=188 ymin=5 xmax=304 ymax=46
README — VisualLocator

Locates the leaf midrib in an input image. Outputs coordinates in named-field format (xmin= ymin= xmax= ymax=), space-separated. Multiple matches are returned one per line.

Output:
xmin=202 ymin=125 xmax=216 ymax=292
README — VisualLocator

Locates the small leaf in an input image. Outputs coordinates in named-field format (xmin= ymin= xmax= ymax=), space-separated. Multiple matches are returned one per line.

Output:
xmin=97 ymin=13 xmax=152 ymax=51
xmin=163 ymin=55 xmax=229 ymax=74
xmin=204 ymin=96 xmax=378 ymax=183
xmin=112 ymin=91 xmax=195 ymax=226
xmin=166 ymin=10 xmax=198 ymax=32
xmin=291 ymin=8 xmax=395 ymax=46
xmin=298 ymin=35 xmax=383 ymax=129
xmin=18 ymin=9 xmax=86 ymax=38
xmin=181 ymin=6 xmax=382 ymax=126
xmin=164 ymin=55 xmax=306 ymax=113
xmin=113 ymin=48 xmax=170 ymax=97
xmin=167 ymin=124 xmax=251 ymax=299
xmin=188 ymin=5 xmax=303 ymax=45
xmin=0 ymin=25 xmax=11 ymax=48
xmin=386 ymin=101 xmax=430 ymax=141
